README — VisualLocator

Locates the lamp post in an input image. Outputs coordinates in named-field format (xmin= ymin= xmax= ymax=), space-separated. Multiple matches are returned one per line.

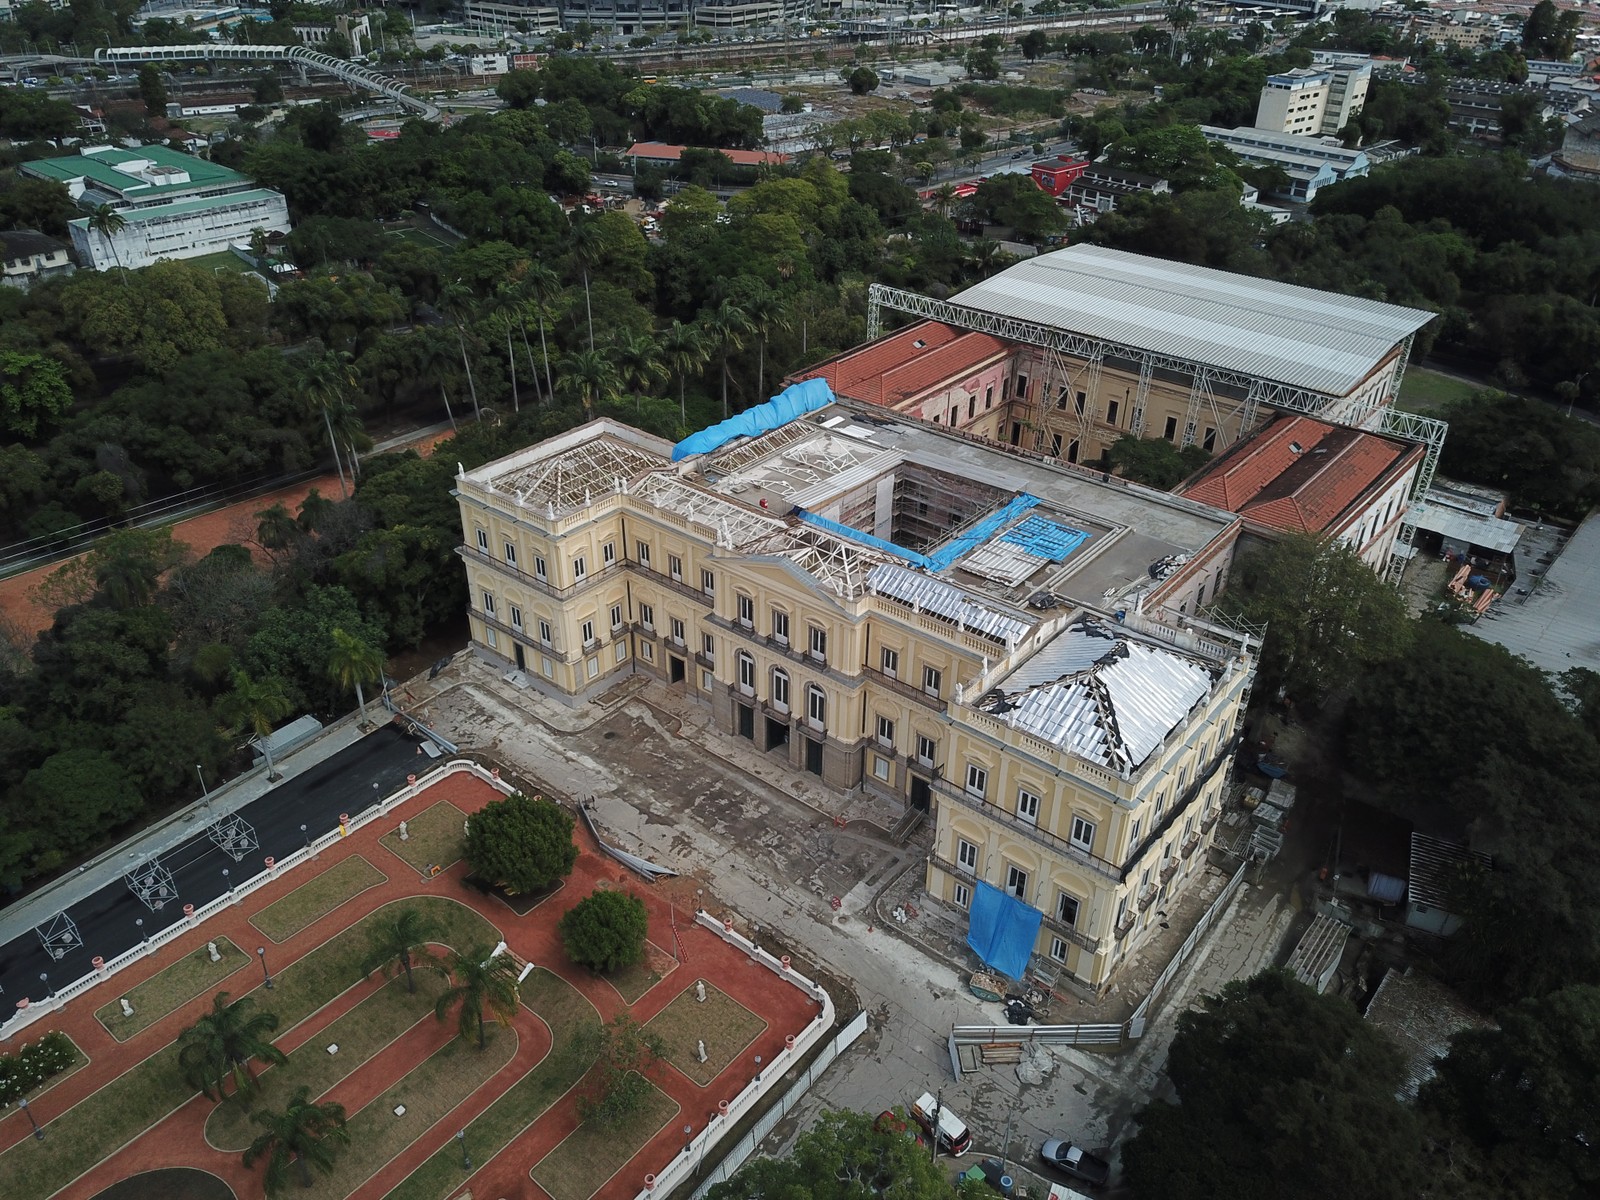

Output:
xmin=17 ymin=1097 xmax=44 ymax=1141
xmin=196 ymin=763 xmax=209 ymax=798
xmin=136 ymin=917 xmax=146 ymax=945
xmin=457 ymin=1129 xmax=471 ymax=1170
xmin=222 ymin=867 xmax=231 ymax=899
xmin=301 ymin=823 xmax=309 ymax=850
xmin=257 ymin=946 xmax=274 ymax=989
xmin=39 ymin=972 xmax=52 ymax=1002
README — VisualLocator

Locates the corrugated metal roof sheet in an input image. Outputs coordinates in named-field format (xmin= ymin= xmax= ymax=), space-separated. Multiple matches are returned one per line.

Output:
xmin=949 ymin=245 xmax=1434 ymax=396
xmin=1408 ymin=833 xmax=1491 ymax=910
xmin=867 ymin=563 xmax=1032 ymax=644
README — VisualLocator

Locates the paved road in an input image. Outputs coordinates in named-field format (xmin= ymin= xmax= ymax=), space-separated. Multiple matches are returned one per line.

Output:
xmin=0 ymin=726 xmax=422 ymax=1007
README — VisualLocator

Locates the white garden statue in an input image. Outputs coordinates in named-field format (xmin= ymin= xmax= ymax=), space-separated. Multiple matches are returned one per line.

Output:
xmin=207 ymin=941 xmax=220 ymax=963
xmin=695 ymin=980 xmax=707 ymax=1003
xmin=120 ymin=997 xmax=134 ymax=1018
xmin=398 ymin=820 xmax=409 ymax=842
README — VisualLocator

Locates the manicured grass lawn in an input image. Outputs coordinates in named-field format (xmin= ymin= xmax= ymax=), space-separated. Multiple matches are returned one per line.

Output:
xmin=184 ymin=249 xmax=265 ymax=276
xmin=205 ymin=974 xmax=445 ymax=1152
xmin=530 ymin=1081 xmax=680 ymax=1200
xmin=252 ymin=856 xmax=387 ymax=943
xmin=606 ymin=941 xmax=675 ymax=1005
xmin=384 ymin=969 xmax=602 ymax=1200
xmin=0 ymin=898 xmax=497 ymax=1200
xmin=294 ymin=1027 xmax=518 ymax=1199
xmin=386 ymin=226 xmax=453 ymax=250
xmin=1398 ymin=368 xmax=1484 ymax=414
xmin=645 ymin=982 xmax=766 ymax=1087
xmin=379 ymin=802 xmax=466 ymax=875
xmin=95 ymin=937 xmax=250 ymax=1040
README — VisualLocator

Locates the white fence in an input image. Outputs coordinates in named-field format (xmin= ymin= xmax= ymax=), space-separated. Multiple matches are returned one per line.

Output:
xmin=1126 ymin=858 xmax=1250 ymax=1039
xmin=687 ymin=1009 xmax=870 ymax=1200
xmin=2 ymin=759 xmax=514 ymax=1042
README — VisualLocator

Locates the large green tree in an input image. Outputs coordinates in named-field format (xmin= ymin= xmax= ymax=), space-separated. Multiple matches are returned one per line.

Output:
xmin=463 ymin=791 xmax=578 ymax=894
xmin=434 ymin=944 xmax=521 ymax=1049
xmin=1122 ymin=970 xmax=1428 ymax=1200
xmin=559 ymin=888 xmax=650 ymax=974
xmin=177 ymin=991 xmax=288 ymax=1105
xmin=1106 ymin=433 xmax=1210 ymax=488
xmin=0 ymin=350 xmax=72 ymax=440
xmin=243 ymin=1086 xmax=350 ymax=1195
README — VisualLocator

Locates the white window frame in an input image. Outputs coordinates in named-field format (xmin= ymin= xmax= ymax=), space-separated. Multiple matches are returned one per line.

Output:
xmin=806 ymin=684 xmax=827 ymax=730
xmin=916 ymin=734 xmax=937 ymax=767
xmin=636 ymin=540 xmax=651 ymax=567
xmin=639 ymin=602 xmax=655 ymax=632
xmin=573 ymin=556 xmax=587 ymax=582
xmin=736 ymin=593 xmax=754 ymax=629
xmin=701 ymin=568 xmax=715 ymax=597
xmin=737 ymin=651 xmax=755 ymax=694
xmin=876 ymin=714 xmax=895 ymax=748
xmin=964 ymin=763 xmax=988 ymax=800
xmin=534 ymin=555 xmax=548 ymax=582
xmin=581 ymin=619 xmax=595 ymax=647
xmin=1070 ymin=816 xmax=1096 ymax=855
xmin=771 ymin=608 xmax=789 ymax=645
xmin=956 ymin=839 xmax=978 ymax=874
xmin=701 ymin=633 xmax=715 ymax=664
xmin=923 ymin=666 xmax=942 ymax=697
xmin=872 ymin=755 xmax=891 ymax=782
xmin=538 ymin=619 xmax=553 ymax=647
xmin=954 ymin=882 xmax=971 ymax=909
xmin=1004 ymin=864 xmax=1028 ymax=899
xmin=603 ymin=541 xmax=616 ymax=566
xmin=610 ymin=604 xmax=624 ymax=632
xmin=482 ymin=590 xmax=496 ymax=617
xmin=1057 ymin=891 xmax=1080 ymax=927
xmin=1016 ymin=786 xmax=1041 ymax=824
xmin=475 ymin=527 xmax=489 ymax=551
xmin=669 ymin=553 xmax=682 ymax=581
xmin=670 ymin=617 xmax=685 ymax=645
xmin=504 ymin=541 xmax=517 ymax=567
xmin=615 ymin=641 xmax=628 ymax=663
xmin=509 ymin=604 xmax=523 ymax=631
xmin=881 ymin=646 xmax=898 ymax=679
xmin=771 ymin=668 xmax=790 ymax=712
xmin=1050 ymin=936 xmax=1069 ymax=962
xmin=808 ymin=625 xmax=827 ymax=663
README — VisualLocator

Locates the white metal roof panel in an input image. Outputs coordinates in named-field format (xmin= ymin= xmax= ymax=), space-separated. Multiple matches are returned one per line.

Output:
xmin=950 ymin=245 xmax=1434 ymax=396
xmin=868 ymin=563 xmax=1032 ymax=644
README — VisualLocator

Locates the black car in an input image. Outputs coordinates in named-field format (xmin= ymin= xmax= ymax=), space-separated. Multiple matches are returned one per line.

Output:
xmin=1039 ymin=1139 xmax=1111 ymax=1186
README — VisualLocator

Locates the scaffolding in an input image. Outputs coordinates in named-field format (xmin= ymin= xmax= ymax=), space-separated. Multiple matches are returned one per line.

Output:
xmin=208 ymin=813 xmax=259 ymax=863
xmin=34 ymin=913 xmax=83 ymax=961
xmin=125 ymin=857 xmax=178 ymax=910
xmin=491 ymin=436 xmax=663 ymax=515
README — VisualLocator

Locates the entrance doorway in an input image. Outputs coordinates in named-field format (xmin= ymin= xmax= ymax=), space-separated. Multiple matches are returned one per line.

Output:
xmin=736 ymin=704 xmax=755 ymax=741
xmin=910 ymin=776 xmax=931 ymax=811
xmin=765 ymin=717 xmax=789 ymax=753
xmin=668 ymin=655 xmax=685 ymax=685
xmin=804 ymin=737 xmax=824 ymax=777
xmin=513 ymin=643 xmax=526 ymax=672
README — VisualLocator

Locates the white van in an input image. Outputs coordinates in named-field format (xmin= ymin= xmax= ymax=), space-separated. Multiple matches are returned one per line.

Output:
xmin=910 ymin=1092 xmax=972 ymax=1156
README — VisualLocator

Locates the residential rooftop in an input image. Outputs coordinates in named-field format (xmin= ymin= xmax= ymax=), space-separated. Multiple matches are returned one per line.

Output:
xmin=946 ymin=245 xmax=1433 ymax=397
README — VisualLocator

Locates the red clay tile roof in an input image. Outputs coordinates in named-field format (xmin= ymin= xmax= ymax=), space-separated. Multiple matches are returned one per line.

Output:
xmin=625 ymin=142 xmax=789 ymax=167
xmin=1181 ymin=415 xmax=1418 ymax=535
xmin=797 ymin=321 xmax=1011 ymax=408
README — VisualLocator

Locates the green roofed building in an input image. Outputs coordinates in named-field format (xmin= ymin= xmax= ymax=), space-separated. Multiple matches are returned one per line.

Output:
xmin=19 ymin=143 xmax=291 ymax=272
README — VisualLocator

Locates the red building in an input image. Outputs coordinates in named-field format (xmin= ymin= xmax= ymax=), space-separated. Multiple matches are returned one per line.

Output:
xmin=1030 ymin=155 xmax=1089 ymax=197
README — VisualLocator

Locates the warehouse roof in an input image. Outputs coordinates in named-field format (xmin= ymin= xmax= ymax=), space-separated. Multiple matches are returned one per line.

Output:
xmin=22 ymin=144 xmax=246 ymax=196
xmin=948 ymin=245 xmax=1434 ymax=396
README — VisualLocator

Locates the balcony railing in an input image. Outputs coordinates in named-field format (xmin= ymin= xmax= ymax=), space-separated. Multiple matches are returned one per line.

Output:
xmin=1200 ymin=807 xmax=1221 ymax=832
xmin=457 ymin=545 xmax=622 ymax=600
xmin=933 ymin=778 xmax=1123 ymax=885
xmin=1042 ymin=912 xmax=1100 ymax=955
xmin=1181 ymin=832 xmax=1201 ymax=858
xmin=1136 ymin=884 xmax=1159 ymax=913
xmin=1115 ymin=910 xmax=1136 ymax=939
xmin=628 ymin=562 xmax=714 ymax=607
xmin=863 ymin=665 xmax=948 ymax=713
xmin=1159 ymin=858 xmax=1179 ymax=884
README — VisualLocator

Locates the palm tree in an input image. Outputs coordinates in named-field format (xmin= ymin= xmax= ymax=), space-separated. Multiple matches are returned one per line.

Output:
xmin=556 ymin=348 xmax=621 ymax=420
xmin=326 ymin=627 xmax=384 ymax=726
xmin=932 ymin=182 xmax=958 ymax=218
xmin=518 ymin=262 xmax=561 ymax=404
xmin=248 ymin=226 xmax=271 ymax=267
xmin=611 ymin=329 xmax=667 ymax=413
xmin=87 ymin=203 xmax=128 ymax=283
xmin=488 ymin=284 xmax=523 ymax=413
xmin=741 ymin=285 xmax=790 ymax=402
xmin=218 ymin=667 xmax=293 ymax=780
xmin=177 ymin=991 xmax=287 ymax=1105
xmin=414 ymin=328 xmax=460 ymax=432
xmin=294 ymin=350 xmax=361 ymax=499
xmin=434 ymin=945 xmax=520 ymax=1050
xmin=243 ymin=1086 xmax=350 ymax=1195
xmin=567 ymin=216 xmax=604 ymax=351
xmin=438 ymin=281 xmax=483 ymax=422
xmin=360 ymin=906 xmax=445 ymax=994
xmin=659 ymin=319 xmax=709 ymax=426
xmin=700 ymin=299 xmax=754 ymax=420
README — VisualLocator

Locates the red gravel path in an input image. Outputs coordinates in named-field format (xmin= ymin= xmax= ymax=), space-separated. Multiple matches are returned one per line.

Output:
xmin=0 ymin=768 xmax=817 ymax=1200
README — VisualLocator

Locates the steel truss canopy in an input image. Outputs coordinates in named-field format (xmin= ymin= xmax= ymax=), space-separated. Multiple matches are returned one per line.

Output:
xmin=35 ymin=912 xmax=84 ymax=961
xmin=126 ymin=857 xmax=178 ymax=910
xmin=208 ymin=813 xmax=259 ymax=863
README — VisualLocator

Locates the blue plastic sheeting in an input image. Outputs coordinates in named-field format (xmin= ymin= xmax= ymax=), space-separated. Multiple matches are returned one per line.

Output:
xmin=967 ymin=881 xmax=1044 ymax=982
xmin=924 ymin=494 xmax=1042 ymax=572
xmin=1367 ymin=872 xmax=1406 ymax=904
xmin=795 ymin=510 xmax=935 ymax=569
xmin=671 ymin=377 xmax=836 ymax=462
xmin=1000 ymin=516 xmax=1090 ymax=562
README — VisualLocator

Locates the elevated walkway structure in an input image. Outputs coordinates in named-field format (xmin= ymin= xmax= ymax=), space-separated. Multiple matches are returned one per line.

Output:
xmin=94 ymin=45 xmax=440 ymax=120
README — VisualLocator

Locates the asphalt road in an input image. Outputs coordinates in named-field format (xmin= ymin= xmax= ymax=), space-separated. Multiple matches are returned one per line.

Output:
xmin=0 ymin=726 xmax=423 ymax=1007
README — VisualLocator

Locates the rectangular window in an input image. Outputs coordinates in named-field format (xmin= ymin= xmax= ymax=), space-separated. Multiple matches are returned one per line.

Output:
xmin=949 ymin=406 xmax=959 ymax=425
xmin=872 ymin=755 xmax=891 ymax=781
xmin=1071 ymin=816 xmax=1096 ymax=855
xmin=482 ymin=590 xmax=496 ymax=617
xmin=1004 ymin=864 xmax=1028 ymax=899
xmin=1163 ymin=416 xmax=1178 ymax=442
xmin=475 ymin=527 xmax=489 ymax=551
xmin=1050 ymin=936 xmax=1069 ymax=963
xmin=807 ymin=685 xmax=827 ymax=727
xmin=967 ymin=396 xmax=976 ymax=419
xmin=1196 ymin=582 xmax=1206 ymax=608
xmin=1050 ymin=433 xmax=1064 ymax=457
xmin=964 ymin=763 xmax=988 ymax=799
xmin=602 ymin=541 xmax=616 ymax=566
xmin=573 ymin=556 xmax=587 ymax=582
xmin=636 ymin=540 xmax=650 ymax=567
xmin=639 ymin=602 xmax=655 ymax=631
xmin=639 ymin=641 xmax=652 ymax=662
xmin=540 ymin=655 xmax=554 ymax=679
xmin=737 ymin=594 xmax=754 ymax=628
xmin=1057 ymin=892 xmax=1080 ymax=927
xmin=1016 ymin=374 xmax=1029 ymax=399
xmin=701 ymin=569 xmax=715 ymax=597
xmin=956 ymin=839 xmax=978 ymax=873
xmin=1017 ymin=787 xmax=1041 ymax=824
xmin=701 ymin=670 xmax=714 ymax=690
xmin=916 ymin=734 xmax=937 ymax=766
xmin=809 ymin=626 xmax=827 ymax=662
xmin=702 ymin=633 xmax=715 ymax=663
xmin=771 ymin=669 xmax=790 ymax=710
xmin=535 ymin=555 xmax=548 ymax=581
xmin=985 ymin=384 xmax=993 ymax=409
xmin=1106 ymin=398 xmax=1120 ymax=425
xmin=881 ymin=647 xmax=898 ymax=678
xmin=876 ymin=715 xmax=895 ymax=747
xmin=610 ymin=604 xmax=624 ymax=631
xmin=737 ymin=652 xmax=755 ymax=692
xmin=954 ymin=882 xmax=972 ymax=909
xmin=486 ymin=627 xmax=497 ymax=649
xmin=538 ymin=619 xmax=553 ymax=646
xmin=923 ymin=666 xmax=942 ymax=697
xmin=771 ymin=609 xmax=789 ymax=645
xmin=509 ymin=605 xmax=523 ymax=631
xmin=1075 ymin=390 xmax=1086 ymax=412
xmin=669 ymin=554 xmax=682 ymax=581
xmin=586 ymin=657 xmax=599 ymax=679
xmin=581 ymin=619 xmax=595 ymax=645
xmin=670 ymin=617 xmax=685 ymax=644
xmin=1128 ymin=817 xmax=1142 ymax=852
xmin=1203 ymin=427 xmax=1217 ymax=452
xmin=615 ymin=641 xmax=628 ymax=663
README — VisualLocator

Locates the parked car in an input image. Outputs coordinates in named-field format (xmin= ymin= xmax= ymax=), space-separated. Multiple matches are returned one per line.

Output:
xmin=873 ymin=1109 xmax=924 ymax=1147
xmin=910 ymin=1092 xmax=972 ymax=1156
xmin=1038 ymin=1140 xmax=1110 ymax=1186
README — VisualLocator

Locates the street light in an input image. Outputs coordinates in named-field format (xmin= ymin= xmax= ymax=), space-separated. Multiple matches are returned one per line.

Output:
xmin=222 ymin=867 xmax=231 ymax=897
xmin=457 ymin=1129 xmax=471 ymax=1170
xmin=196 ymin=763 xmax=209 ymax=798
xmin=135 ymin=917 xmax=146 ymax=944
xmin=17 ymin=1097 xmax=44 ymax=1141
xmin=39 ymin=972 xmax=52 ymax=1001
xmin=301 ymin=823 xmax=309 ymax=849
xmin=257 ymin=946 xmax=274 ymax=989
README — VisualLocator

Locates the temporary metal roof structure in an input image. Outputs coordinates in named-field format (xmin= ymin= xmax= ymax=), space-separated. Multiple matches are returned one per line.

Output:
xmin=944 ymin=245 xmax=1435 ymax=397
xmin=1408 ymin=834 xmax=1491 ymax=913
xmin=867 ymin=564 xmax=1033 ymax=645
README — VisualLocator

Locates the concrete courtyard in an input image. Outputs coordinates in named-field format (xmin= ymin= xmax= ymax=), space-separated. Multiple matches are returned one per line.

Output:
xmin=410 ymin=655 xmax=1301 ymax=1176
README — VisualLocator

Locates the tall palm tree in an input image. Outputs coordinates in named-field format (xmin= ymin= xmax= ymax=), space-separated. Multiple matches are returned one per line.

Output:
xmin=438 ymin=281 xmax=483 ymax=422
xmin=248 ymin=226 xmax=271 ymax=266
xmin=294 ymin=350 xmax=361 ymax=499
xmin=488 ymin=284 xmax=524 ymax=413
xmin=567 ymin=217 xmax=604 ymax=351
xmin=741 ymin=285 xmax=790 ymax=402
xmin=700 ymin=299 xmax=754 ymax=420
xmin=87 ymin=203 xmax=129 ymax=283
xmin=434 ymin=945 xmax=520 ymax=1050
xmin=556 ymin=348 xmax=621 ymax=420
xmin=932 ymin=182 xmax=959 ymax=218
xmin=243 ymin=1086 xmax=350 ymax=1195
xmin=218 ymin=667 xmax=293 ymax=780
xmin=611 ymin=329 xmax=667 ymax=413
xmin=326 ymin=626 xmax=385 ymax=726
xmin=519 ymin=262 xmax=561 ymax=403
xmin=414 ymin=328 xmax=460 ymax=432
xmin=659 ymin=319 xmax=709 ymax=426
xmin=360 ymin=906 xmax=445 ymax=994
xmin=177 ymin=991 xmax=288 ymax=1105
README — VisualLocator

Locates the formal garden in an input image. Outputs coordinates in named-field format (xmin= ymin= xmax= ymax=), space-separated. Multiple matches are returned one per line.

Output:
xmin=0 ymin=770 xmax=814 ymax=1200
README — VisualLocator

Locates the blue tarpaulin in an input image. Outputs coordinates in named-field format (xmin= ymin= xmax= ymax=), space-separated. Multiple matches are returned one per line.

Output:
xmin=924 ymin=494 xmax=1042 ymax=571
xmin=671 ymin=377 xmax=836 ymax=462
xmin=966 ymin=881 xmax=1044 ymax=981
xmin=795 ymin=510 xmax=935 ymax=569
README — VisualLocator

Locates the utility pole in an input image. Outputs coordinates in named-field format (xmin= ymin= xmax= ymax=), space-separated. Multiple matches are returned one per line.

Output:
xmin=930 ymin=1090 xmax=941 ymax=1162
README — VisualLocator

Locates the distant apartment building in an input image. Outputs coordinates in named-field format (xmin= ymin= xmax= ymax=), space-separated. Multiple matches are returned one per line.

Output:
xmin=464 ymin=0 xmax=561 ymax=35
xmin=1255 ymin=63 xmax=1371 ymax=139
xmin=1199 ymin=125 xmax=1370 ymax=202
xmin=19 ymin=144 xmax=291 ymax=272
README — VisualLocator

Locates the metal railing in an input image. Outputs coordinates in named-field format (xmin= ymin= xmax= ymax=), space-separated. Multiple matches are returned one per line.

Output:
xmin=933 ymin=778 xmax=1124 ymax=884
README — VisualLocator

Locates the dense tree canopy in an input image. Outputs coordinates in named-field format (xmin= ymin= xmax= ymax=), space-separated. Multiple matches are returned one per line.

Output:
xmin=464 ymin=792 xmax=578 ymax=894
xmin=559 ymin=889 xmax=650 ymax=974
